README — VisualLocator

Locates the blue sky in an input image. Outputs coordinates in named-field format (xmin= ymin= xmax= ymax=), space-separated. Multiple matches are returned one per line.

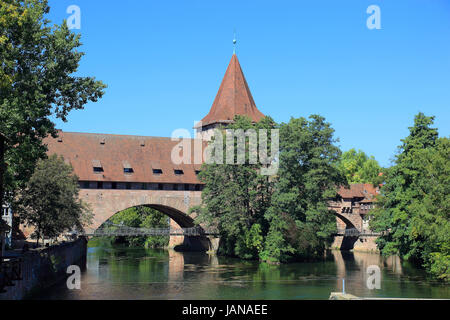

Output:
xmin=47 ymin=0 xmax=450 ymax=167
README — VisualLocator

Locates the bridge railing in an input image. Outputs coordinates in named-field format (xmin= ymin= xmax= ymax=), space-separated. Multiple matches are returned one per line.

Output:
xmin=335 ymin=228 xmax=384 ymax=237
xmin=77 ymin=225 xmax=219 ymax=237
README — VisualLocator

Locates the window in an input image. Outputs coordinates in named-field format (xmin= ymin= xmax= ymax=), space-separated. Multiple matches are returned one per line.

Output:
xmin=174 ymin=169 xmax=184 ymax=175
xmin=112 ymin=182 xmax=117 ymax=189
xmin=92 ymin=160 xmax=103 ymax=173
xmin=123 ymin=161 xmax=133 ymax=174
xmin=141 ymin=183 xmax=147 ymax=190
xmin=195 ymin=170 xmax=201 ymax=175
xmin=195 ymin=184 xmax=202 ymax=191
xmin=97 ymin=181 xmax=103 ymax=189
xmin=82 ymin=181 xmax=90 ymax=189
xmin=126 ymin=182 xmax=131 ymax=190
xmin=153 ymin=169 xmax=163 ymax=174
xmin=124 ymin=168 xmax=134 ymax=174
xmin=184 ymin=184 xmax=190 ymax=191
xmin=158 ymin=183 xmax=164 ymax=190
xmin=172 ymin=184 xmax=178 ymax=190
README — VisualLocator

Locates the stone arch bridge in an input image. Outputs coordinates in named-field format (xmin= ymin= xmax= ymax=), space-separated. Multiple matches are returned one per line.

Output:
xmin=81 ymin=189 xmax=218 ymax=252
xmin=80 ymin=187 xmax=373 ymax=252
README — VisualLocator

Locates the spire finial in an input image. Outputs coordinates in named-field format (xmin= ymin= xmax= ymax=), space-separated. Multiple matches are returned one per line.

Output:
xmin=233 ymin=30 xmax=237 ymax=54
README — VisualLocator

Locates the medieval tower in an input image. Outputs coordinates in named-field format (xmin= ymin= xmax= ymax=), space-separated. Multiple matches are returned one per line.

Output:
xmin=195 ymin=53 xmax=265 ymax=140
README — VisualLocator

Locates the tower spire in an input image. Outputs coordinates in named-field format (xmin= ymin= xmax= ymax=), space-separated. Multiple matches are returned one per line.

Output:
xmin=196 ymin=54 xmax=265 ymax=129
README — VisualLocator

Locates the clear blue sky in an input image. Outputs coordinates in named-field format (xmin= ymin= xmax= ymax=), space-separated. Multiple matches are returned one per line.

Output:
xmin=47 ymin=0 xmax=450 ymax=167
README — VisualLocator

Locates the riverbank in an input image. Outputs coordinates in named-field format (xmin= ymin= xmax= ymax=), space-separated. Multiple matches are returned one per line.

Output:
xmin=0 ymin=237 xmax=87 ymax=300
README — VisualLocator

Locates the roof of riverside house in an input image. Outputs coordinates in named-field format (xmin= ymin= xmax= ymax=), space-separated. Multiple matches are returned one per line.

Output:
xmin=337 ymin=183 xmax=379 ymax=200
xmin=196 ymin=54 xmax=265 ymax=128
xmin=44 ymin=131 xmax=207 ymax=184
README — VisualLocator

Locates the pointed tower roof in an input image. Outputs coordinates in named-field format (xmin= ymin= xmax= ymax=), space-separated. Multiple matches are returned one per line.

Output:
xmin=198 ymin=54 xmax=265 ymax=128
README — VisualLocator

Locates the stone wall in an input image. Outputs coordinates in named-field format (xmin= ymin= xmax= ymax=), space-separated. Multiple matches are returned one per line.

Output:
xmin=168 ymin=218 xmax=184 ymax=248
xmin=331 ymin=235 xmax=379 ymax=253
xmin=0 ymin=238 xmax=87 ymax=300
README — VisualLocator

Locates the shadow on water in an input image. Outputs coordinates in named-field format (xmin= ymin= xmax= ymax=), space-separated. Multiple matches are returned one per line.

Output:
xmin=34 ymin=241 xmax=449 ymax=300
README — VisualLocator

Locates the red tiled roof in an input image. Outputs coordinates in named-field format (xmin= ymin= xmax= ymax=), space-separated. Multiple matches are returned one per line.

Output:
xmin=44 ymin=131 xmax=207 ymax=184
xmin=337 ymin=183 xmax=378 ymax=199
xmin=197 ymin=54 xmax=265 ymax=128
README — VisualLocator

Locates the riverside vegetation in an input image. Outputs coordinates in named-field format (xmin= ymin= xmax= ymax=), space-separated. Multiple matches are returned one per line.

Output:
xmin=191 ymin=114 xmax=449 ymax=281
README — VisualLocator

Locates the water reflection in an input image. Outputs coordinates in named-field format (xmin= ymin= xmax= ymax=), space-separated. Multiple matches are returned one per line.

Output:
xmin=36 ymin=245 xmax=449 ymax=300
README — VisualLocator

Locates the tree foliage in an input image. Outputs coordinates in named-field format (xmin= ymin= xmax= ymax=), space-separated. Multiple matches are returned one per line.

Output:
xmin=337 ymin=149 xmax=383 ymax=185
xmin=261 ymin=115 xmax=345 ymax=262
xmin=14 ymin=154 xmax=92 ymax=244
xmin=370 ymin=113 xmax=449 ymax=281
xmin=193 ymin=115 xmax=344 ymax=262
xmin=192 ymin=116 xmax=276 ymax=259
xmin=108 ymin=206 xmax=169 ymax=248
xmin=0 ymin=0 xmax=106 ymax=208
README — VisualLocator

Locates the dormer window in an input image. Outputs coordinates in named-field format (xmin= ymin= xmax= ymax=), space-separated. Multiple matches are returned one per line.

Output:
xmin=123 ymin=161 xmax=133 ymax=174
xmin=151 ymin=161 xmax=162 ymax=175
xmin=174 ymin=169 xmax=184 ymax=175
xmin=92 ymin=160 xmax=103 ymax=173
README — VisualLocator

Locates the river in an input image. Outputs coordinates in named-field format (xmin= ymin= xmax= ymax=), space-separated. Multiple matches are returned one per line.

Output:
xmin=36 ymin=241 xmax=449 ymax=300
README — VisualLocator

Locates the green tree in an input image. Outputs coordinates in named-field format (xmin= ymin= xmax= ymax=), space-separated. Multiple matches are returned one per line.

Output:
xmin=261 ymin=115 xmax=346 ymax=262
xmin=337 ymin=149 xmax=383 ymax=185
xmin=0 ymin=0 xmax=106 ymax=210
xmin=370 ymin=113 xmax=449 ymax=281
xmin=14 ymin=154 xmax=92 ymax=245
xmin=108 ymin=206 xmax=169 ymax=248
xmin=192 ymin=115 xmax=276 ymax=259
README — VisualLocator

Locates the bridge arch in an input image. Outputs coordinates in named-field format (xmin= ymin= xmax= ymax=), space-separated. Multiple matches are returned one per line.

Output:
xmin=81 ymin=189 xmax=216 ymax=251
xmin=331 ymin=211 xmax=362 ymax=250
xmin=80 ymin=189 xmax=202 ymax=233
xmin=333 ymin=211 xmax=359 ymax=230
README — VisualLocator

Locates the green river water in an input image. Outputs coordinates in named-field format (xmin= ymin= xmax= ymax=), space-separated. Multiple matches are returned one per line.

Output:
xmin=36 ymin=242 xmax=449 ymax=300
